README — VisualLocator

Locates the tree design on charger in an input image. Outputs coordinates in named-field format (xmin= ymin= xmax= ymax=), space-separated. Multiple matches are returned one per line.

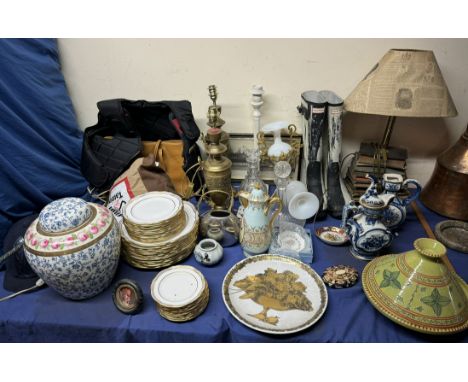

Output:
xmin=234 ymin=268 xmax=313 ymax=326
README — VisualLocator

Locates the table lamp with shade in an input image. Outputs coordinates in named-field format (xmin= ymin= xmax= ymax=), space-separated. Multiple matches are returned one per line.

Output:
xmin=344 ymin=48 xmax=458 ymax=181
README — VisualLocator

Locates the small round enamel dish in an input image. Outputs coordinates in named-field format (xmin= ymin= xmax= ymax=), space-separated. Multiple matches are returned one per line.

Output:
xmin=315 ymin=226 xmax=349 ymax=246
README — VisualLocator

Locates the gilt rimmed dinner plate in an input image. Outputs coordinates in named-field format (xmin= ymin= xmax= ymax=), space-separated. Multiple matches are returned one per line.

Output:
xmin=151 ymin=265 xmax=206 ymax=308
xmin=222 ymin=254 xmax=328 ymax=335
xmin=124 ymin=191 xmax=182 ymax=224
xmin=121 ymin=202 xmax=197 ymax=246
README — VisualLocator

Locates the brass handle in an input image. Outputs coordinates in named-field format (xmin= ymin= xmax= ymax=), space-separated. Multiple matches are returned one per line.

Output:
xmin=197 ymin=189 xmax=234 ymax=213
xmin=287 ymin=124 xmax=297 ymax=136
xmin=266 ymin=196 xmax=283 ymax=231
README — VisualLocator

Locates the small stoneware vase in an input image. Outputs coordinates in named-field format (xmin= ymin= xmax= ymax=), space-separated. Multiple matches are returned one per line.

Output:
xmin=23 ymin=197 xmax=121 ymax=300
xmin=194 ymin=238 xmax=223 ymax=266
xmin=381 ymin=173 xmax=421 ymax=230
xmin=341 ymin=175 xmax=394 ymax=260
xmin=240 ymin=188 xmax=282 ymax=257
xmin=362 ymin=238 xmax=468 ymax=335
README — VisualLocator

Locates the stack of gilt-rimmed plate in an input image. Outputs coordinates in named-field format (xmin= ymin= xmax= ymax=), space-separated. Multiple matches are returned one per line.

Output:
xmin=120 ymin=192 xmax=199 ymax=269
xmin=150 ymin=265 xmax=210 ymax=322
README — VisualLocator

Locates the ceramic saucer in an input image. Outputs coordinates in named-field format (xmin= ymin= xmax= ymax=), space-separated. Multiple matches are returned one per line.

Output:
xmin=315 ymin=226 xmax=348 ymax=246
xmin=278 ymin=231 xmax=307 ymax=252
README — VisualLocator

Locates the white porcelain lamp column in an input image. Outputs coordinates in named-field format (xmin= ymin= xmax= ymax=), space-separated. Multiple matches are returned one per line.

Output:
xmin=251 ymin=85 xmax=264 ymax=149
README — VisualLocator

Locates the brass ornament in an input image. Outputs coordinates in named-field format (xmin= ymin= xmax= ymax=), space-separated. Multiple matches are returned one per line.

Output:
xmin=257 ymin=124 xmax=302 ymax=165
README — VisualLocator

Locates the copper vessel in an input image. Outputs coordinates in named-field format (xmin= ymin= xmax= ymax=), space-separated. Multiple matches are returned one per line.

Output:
xmin=420 ymin=126 xmax=468 ymax=220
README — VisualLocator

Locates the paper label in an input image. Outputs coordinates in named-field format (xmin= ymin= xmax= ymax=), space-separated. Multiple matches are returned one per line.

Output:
xmin=107 ymin=178 xmax=135 ymax=223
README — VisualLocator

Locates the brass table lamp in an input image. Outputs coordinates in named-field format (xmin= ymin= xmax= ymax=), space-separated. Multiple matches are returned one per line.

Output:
xmin=201 ymin=128 xmax=232 ymax=208
xmin=345 ymin=49 xmax=458 ymax=178
xmin=206 ymin=84 xmax=229 ymax=149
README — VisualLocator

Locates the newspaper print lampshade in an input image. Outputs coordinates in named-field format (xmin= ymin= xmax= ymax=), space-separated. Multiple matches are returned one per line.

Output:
xmin=344 ymin=49 xmax=458 ymax=118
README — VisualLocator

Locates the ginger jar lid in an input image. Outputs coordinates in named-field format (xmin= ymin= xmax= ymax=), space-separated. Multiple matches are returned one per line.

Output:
xmin=38 ymin=198 xmax=91 ymax=233
xmin=25 ymin=198 xmax=114 ymax=255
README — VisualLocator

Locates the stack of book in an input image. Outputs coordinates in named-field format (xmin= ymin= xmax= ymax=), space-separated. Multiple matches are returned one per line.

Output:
xmin=345 ymin=143 xmax=407 ymax=200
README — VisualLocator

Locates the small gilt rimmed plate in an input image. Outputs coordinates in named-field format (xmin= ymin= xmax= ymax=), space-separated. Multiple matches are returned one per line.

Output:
xmin=315 ymin=226 xmax=348 ymax=246
xmin=151 ymin=265 xmax=206 ymax=308
xmin=222 ymin=254 xmax=328 ymax=335
xmin=124 ymin=191 xmax=182 ymax=224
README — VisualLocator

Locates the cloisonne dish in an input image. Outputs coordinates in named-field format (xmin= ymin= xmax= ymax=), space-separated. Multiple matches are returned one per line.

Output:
xmin=222 ymin=254 xmax=328 ymax=335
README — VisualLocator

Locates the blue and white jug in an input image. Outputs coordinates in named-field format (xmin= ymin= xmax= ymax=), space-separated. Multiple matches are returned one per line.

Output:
xmin=381 ymin=174 xmax=421 ymax=230
xmin=341 ymin=175 xmax=394 ymax=260
xmin=240 ymin=187 xmax=282 ymax=257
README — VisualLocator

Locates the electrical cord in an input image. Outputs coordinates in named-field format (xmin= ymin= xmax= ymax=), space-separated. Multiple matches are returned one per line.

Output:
xmin=0 ymin=237 xmax=24 ymax=265
xmin=0 ymin=279 xmax=45 ymax=302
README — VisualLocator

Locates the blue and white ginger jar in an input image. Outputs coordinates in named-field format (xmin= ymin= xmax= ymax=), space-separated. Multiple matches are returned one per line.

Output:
xmin=24 ymin=197 xmax=121 ymax=300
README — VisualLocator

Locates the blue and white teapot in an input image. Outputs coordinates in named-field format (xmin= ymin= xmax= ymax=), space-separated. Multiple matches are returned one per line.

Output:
xmin=380 ymin=173 xmax=421 ymax=230
xmin=341 ymin=175 xmax=394 ymax=260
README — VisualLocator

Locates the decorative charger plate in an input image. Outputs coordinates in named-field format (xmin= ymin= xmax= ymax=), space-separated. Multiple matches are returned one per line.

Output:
xmin=222 ymin=254 xmax=328 ymax=335
xmin=123 ymin=191 xmax=182 ymax=224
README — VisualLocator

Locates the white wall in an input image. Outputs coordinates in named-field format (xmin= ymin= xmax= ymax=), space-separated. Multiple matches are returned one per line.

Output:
xmin=58 ymin=39 xmax=468 ymax=186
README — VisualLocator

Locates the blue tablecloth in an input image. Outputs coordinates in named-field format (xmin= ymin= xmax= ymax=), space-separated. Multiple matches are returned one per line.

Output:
xmin=0 ymin=199 xmax=467 ymax=342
